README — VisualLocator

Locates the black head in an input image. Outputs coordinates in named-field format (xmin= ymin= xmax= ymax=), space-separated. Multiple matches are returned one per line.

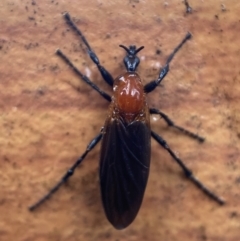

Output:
xmin=119 ymin=45 xmax=144 ymax=72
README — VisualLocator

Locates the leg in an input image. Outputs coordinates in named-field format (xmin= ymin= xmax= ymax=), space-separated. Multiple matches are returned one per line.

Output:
xmin=183 ymin=0 xmax=192 ymax=13
xmin=29 ymin=132 xmax=103 ymax=211
xmin=144 ymin=32 xmax=191 ymax=93
xmin=151 ymin=131 xmax=225 ymax=205
xmin=63 ymin=12 xmax=114 ymax=87
xmin=150 ymin=108 xmax=204 ymax=142
xmin=56 ymin=49 xmax=111 ymax=102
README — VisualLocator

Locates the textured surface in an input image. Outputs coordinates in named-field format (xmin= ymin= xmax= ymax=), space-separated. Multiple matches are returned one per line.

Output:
xmin=0 ymin=0 xmax=240 ymax=240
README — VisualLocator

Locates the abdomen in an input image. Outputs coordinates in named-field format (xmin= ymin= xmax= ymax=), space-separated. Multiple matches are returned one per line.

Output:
xmin=100 ymin=117 xmax=151 ymax=229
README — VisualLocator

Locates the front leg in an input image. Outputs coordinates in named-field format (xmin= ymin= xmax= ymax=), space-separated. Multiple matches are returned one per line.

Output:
xmin=144 ymin=32 xmax=191 ymax=93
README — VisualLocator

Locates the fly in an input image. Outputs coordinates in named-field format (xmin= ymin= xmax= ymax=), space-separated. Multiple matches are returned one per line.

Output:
xmin=29 ymin=12 xmax=224 ymax=230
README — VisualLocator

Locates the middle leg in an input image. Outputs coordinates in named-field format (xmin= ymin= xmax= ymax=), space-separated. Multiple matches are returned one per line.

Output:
xmin=56 ymin=49 xmax=111 ymax=102
xmin=150 ymin=108 xmax=204 ymax=142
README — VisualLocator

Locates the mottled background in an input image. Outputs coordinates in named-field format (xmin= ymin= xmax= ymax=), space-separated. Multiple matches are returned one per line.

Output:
xmin=0 ymin=0 xmax=239 ymax=240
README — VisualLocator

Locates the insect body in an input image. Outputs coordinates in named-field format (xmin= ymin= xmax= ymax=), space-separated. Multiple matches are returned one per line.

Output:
xmin=100 ymin=71 xmax=151 ymax=228
xmin=29 ymin=12 xmax=224 ymax=229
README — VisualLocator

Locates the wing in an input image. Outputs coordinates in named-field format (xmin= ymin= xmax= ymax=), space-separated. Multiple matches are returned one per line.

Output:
xmin=100 ymin=117 xmax=151 ymax=229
